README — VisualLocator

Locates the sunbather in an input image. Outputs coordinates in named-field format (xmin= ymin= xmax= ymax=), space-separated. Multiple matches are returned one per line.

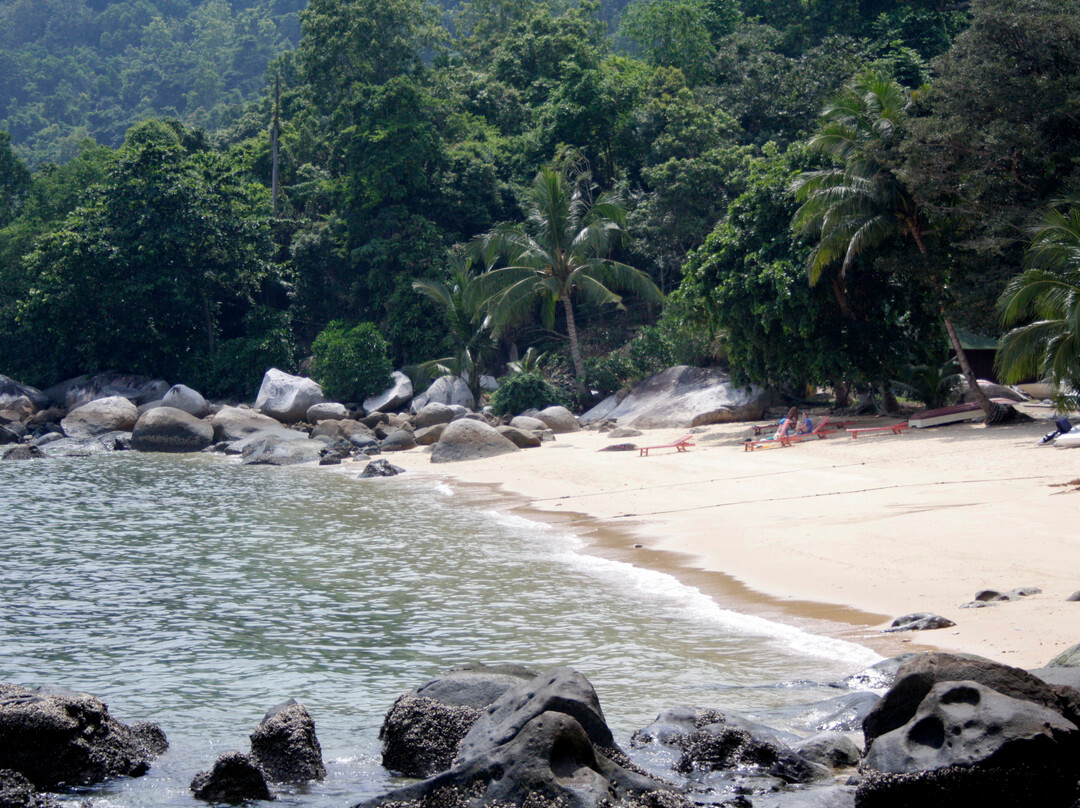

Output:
xmin=774 ymin=407 xmax=799 ymax=440
xmin=795 ymin=411 xmax=813 ymax=434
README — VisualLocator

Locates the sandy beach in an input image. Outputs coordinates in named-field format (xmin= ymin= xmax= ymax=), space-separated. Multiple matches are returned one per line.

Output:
xmin=386 ymin=414 xmax=1080 ymax=670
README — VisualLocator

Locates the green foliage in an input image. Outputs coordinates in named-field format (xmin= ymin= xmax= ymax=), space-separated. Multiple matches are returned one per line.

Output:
xmin=619 ymin=0 xmax=737 ymax=84
xmin=487 ymin=370 xmax=569 ymax=416
xmin=193 ymin=307 xmax=297 ymax=400
xmin=0 ymin=131 xmax=30 ymax=225
xmin=310 ymin=320 xmax=394 ymax=402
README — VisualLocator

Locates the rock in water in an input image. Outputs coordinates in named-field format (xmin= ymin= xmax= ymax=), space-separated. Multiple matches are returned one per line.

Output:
xmin=0 ymin=684 xmax=156 ymax=788
xmin=160 ymin=384 xmax=209 ymax=418
xmin=255 ymin=368 xmax=326 ymax=423
xmin=131 ymin=407 xmax=213 ymax=453
xmin=359 ymin=459 xmax=405 ymax=478
xmin=190 ymin=752 xmax=270 ymax=803
xmin=0 ymin=768 xmax=59 ymax=808
xmin=60 ymin=396 xmax=138 ymax=438
xmin=2 ymin=445 xmax=46 ymax=461
xmin=430 ymin=419 xmax=519 ymax=464
xmin=248 ymin=700 xmax=326 ymax=783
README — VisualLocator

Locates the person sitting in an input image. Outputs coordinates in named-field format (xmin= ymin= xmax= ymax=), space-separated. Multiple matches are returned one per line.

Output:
xmin=795 ymin=411 xmax=813 ymax=434
xmin=773 ymin=407 xmax=799 ymax=440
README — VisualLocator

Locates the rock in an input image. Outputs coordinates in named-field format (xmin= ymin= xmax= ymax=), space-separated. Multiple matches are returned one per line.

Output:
xmin=237 ymin=430 xmax=325 ymax=466
xmin=509 ymin=415 xmax=548 ymax=431
xmin=210 ymin=406 xmax=281 ymax=442
xmin=129 ymin=722 xmax=169 ymax=757
xmin=306 ymin=402 xmax=349 ymax=422
xmin=448 ymin=404 xmax=470 ymax=419
xmin=838 ymin=655 xmax=917 ymax=691
xmin=974 ymin=586 xmax=1041 ymax=603
xmin=497 ymin=426 xmax=542 ymax=448
xmin=882 ymin=613 xmax=955 ymax=633
xmin=363 ymin=371 xmax=414 ymax=415
xmin=960 ymin=379 xmax=1028 ymax=404
xmin=791 ymin=732 xmax=861 ymax=769
xmin=26 ymin=407 xmax=62 ymax=427
xmin=131 ymin=407 xmax=213 ymax=453
xmin=414 ymin=402 xmax=455 ymax=428
xmin=431 ymin=419 xmax=519 ymax=464
xmin=414 ymin=663 xmax=539 ymax=709
xmin=414 ymin=423 xmax=447 ymax=445
xmin=255 ymin=368 xmax=326 ymax=423
xmin=0 ymin=399 xmax=35 ymax=422
xmin=534 ymin=405 xmax=581 ymax=433
xmin=311 ymin=418 xmax=375 ymax=443
xmin=580 ymin=366 xmax=772 ymax=428
xmin=0 ymin=768 xmax=59 ymax=808
xmin=45 ymin=373 xmax=169 ymax=410
xmin=1045 ymin=642 xmax=1080 ymax=667
xmin=360 ymin=411 xmax=390 ymax=429
xmin=34 ymin=431 xmax=132 ymax=456
xmin=0 ymin=426 xmax=20 ymax=445
xmin=785 ymin=691 xmax=882 ymax=733
xmin=160 ymin=384 xmax=209 ymax=418
xmin=136 ymin=399 xmax=163 ymax=417
xmin=2 ymin=445 xmax=47 ymax=461
xmin=359 ymin=459 xmax=405 ymax=477
xmin=60 ymin=395 xmax=138 ymax=438
xmin=380 ymin=696 xmax=481 ymax=778
xmin=249 ymin=700 xmax=326 ymax=783
xmin=411 ymin=375 xmax=475 ymax=412
xmin=190 ymin=751 xmax=270 ymax=803
xmin=1067 ymin=591 xmax=1080 ymax=602
xmin=0 ymin=376 xmax=48 ymax=412
xmin=608 ymin=427 xmax=643 ymax=438
xmin=0 ymin=684 xmax=155 ymax=788
xmin=381 ymin=428 xmax=417 ymax=452
xmin=858 ymin=681 xmax=1080 ymax=807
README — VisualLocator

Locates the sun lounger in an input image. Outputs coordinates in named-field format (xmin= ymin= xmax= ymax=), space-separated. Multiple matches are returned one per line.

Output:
xmin=638 ymin=434 xmax=694 ymax=456
xmin=745 ymin=417 xmax=838 ymax=451
xmin=849 ymin=422 xmax=909 ymax=438
xmin=751 ymin=419 xmax=854 ymax=436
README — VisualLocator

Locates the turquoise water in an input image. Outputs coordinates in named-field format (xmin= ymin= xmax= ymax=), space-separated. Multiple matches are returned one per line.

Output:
xmin=0 ymin=453 xmax=878 ymax=806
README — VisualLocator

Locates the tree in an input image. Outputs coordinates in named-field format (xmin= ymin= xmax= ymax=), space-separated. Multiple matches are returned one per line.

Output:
xmin=473 ymin=163 xmax=662 ymax=395
xmin=997 ymin=194 xmax=1080 ymax=410
xmin=792 ymin=68 xmax=1007 ymax=420
xmin=619 ymin=0 xmax=738 ymax=84
xmin=0 ymin=131 xmax=30 ymax=225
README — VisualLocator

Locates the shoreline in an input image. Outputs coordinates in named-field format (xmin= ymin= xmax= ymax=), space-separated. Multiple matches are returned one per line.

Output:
xmin=382 ymin=415 xmax=1080 ymax=670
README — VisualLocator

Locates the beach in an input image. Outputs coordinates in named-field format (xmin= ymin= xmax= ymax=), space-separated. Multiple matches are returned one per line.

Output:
xmin=388 ymin=415 xmax=1080 ymax=670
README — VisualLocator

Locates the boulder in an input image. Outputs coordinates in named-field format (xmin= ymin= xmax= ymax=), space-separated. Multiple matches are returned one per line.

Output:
xmin=960 ymin=379 xmax=1028 ymax=404
xmin=249 ymin=700 xmax=325 ymax=783
xmin=608 ymin=427 xmax=643 ymax=438
xmin=310 ymin=418 xmax=375 ymax=443
xmin=381 ymin=428 xmax=418 ymax=452
xmin=414 ymin=424 xmax=447 ymax=445
xmin=190 ymin=751 xmax=270 ymax=803
xmin=237 ymin=430 xmax=325 ymax=466
xmin=534 ymin=405 xmax=580 ymax=433
xmin=60 ymin=396 xmax=138 ymax=438
xmin=359 ymin=459 xmax=405 ymax=477
xmin=1045 ymin=642 xmax=1080 ymax=668
xmin=306 ymin=402 xmax=349 ymax=422
xmin=448 ymin=404 xmax=470 ymax=419
xmin=363 ymin=371 xmax=414 ymax=415
xmin=255 ymin=368 xmax=326 ymax=423
xmin=360 ymin=411 xmax=390 ymax=429
xmin=131 ymin=407 xmax=213 ymax=453
xmin=509 ymin=415 xmax=547 ymax=432
xmin=0 ymin=684 xmax=157 ymax=788
xmin=883 ymin=613 xmax=955 ymax=633
xmin=411 ymin=375 xmax=475 ymax=412
xmin=46 ymin=373 xmax=169 ymax=410
xmin=0 ymin=426 xmax=20 ymax=445
xmin=160 ymin=384 xmax=209 ymax=418
xmin=414 ymin=402 xmax=455 ymax=428
xmin=0 ymin=376 xmax=48 ymax=412
xmin=2 ymin=445 xmax=47 ymax=461
xmin=0 ymin=398 xmax=35 ymax=422
xmin=211 ymin=406 xmax=281 ymax=442
xmin=791 ymin=732 xmax=861 ymax=769
xmin=858 ymin=681 xmax=1080 ymax=807
xmin=497 ymin=426 xmax=542 ymax=448
xmin=129 ymin=722 xmax=169 ymax=757
xmin=33 ymin=431 xmax=131 ymax=456
xmin=0 ymin=768 xmax=58 ymax=808
xmin=431 ymin=419 xmax=519 ymax=464
xmin=580 ymin=366 xmax=770 ymax=428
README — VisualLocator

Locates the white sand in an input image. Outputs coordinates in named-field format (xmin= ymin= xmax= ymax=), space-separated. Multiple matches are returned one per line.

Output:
xmin=382 ymin=415 xmax=1080 ymax=669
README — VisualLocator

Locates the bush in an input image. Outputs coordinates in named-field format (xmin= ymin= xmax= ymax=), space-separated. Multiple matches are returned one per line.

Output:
xmin=584 ymin=354 xmax=635 ymax=396
xmin=488 ymin=372 xmax=569 ymax=416
xmin=310 ymin=320 xmax=393 ymax=402
xmin=191 ymin=307 xmax=297 ymax=400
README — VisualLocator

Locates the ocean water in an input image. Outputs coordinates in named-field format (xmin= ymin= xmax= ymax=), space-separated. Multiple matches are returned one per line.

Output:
xmin=0 ymin=452 xmax=880 ymax=806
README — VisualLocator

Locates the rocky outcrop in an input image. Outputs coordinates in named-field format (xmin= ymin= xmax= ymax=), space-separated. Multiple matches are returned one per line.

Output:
xmin=411 ymin=375 xmax=475 ymax=412
xmin=255 ymin=368 xmax=325 ymax=423
xmin=190 ymin=752 xmax=270 ymax=803
xmin=0 ymin=684 xmax=163 ymax=789
xmin=0 ymin=769 xmax=58 ymax=808
xmin=306 ymin=402 xmax=349 ymax=422
xmin=210 ymin=406 xmax=281 ymax=442
xmin=238 ymin=430 xmax=326 ymax=466
xmin=0 ymin=376 xmax=48 ymax=412
xmin=2 ymin=445 xmax=47 ymax=461
xmin=363 ymin=371 xmax=414 ymax=415
xmin=60 ymin=396 xmax=138 ymax=438
xmin=160 ymin=384 xmax=209 ymax=418
xmin=534 ymin=405 xmax=580 ymax=433
xmin=430 ymin=419 xmax=519 ymax=464
xmin=46 ymin=373 xmax=169 ymax=410
xmin=580 ymin=366 xmax=770 ymax=428
xmin=131 ymin=407 xmax=213 ymax=453
xmin=248 ymin=700 xmax=325 ymax=783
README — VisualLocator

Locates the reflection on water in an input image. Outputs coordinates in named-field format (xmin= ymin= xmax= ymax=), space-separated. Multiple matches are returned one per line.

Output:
xmin=0 ymin=453 xmax=877 ymax=806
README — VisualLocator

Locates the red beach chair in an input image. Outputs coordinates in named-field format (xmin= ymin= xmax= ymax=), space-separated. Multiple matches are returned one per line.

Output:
xmin=638 ymin=434 xmax=694 ymax=456
xmin=849 ymin=422 xmax=909 ymax=438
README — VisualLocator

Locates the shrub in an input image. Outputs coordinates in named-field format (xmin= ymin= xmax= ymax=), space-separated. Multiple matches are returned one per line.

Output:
xmin=585 ymin=354 xmax=635 ymax=396
xmin=488 ymin=371 xmax=569 ymax=416
xmin=310 ymin=320 xmax=393 ymax=402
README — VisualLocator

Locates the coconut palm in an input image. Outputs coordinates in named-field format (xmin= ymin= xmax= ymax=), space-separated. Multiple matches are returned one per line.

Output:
xmin=792 ymin=69 xmax=1008 ymax=422
xmin=997 ymin=194 xmax=1080 ymax=410
xmin=472 ymin=164 xmax=662 ymax=396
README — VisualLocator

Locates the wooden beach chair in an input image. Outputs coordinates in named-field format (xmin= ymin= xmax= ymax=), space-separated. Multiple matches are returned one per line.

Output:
xmin=638 ymin=434 xmax=694 ymax=456
xmin=849 ymin=422 xmax=909 ymax=438
xmin=745 ymin=417 xmax=836 ymax=451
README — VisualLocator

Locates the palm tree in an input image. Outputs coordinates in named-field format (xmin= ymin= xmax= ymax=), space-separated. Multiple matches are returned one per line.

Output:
xmin=792 ymin=69 xmax=1009 ymax=422
xmin=472 ymin=164 xmax=662 ymax=396
xmin=411 ymin=251 xmax=497 ymax=403
xmin=997 ymin=194 xmax=1080 ymax=410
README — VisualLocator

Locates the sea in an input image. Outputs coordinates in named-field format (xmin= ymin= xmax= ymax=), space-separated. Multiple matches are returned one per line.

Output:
xmin=0 ymin=452 xmax=881 ymax=806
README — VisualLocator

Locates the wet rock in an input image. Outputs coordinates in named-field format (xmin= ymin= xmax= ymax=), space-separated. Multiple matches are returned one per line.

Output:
xmin=380 ymin=696 xmax=481 ymax=778
xmin=672 ymin=725 xmax=829 ymax=785
xmin=60 ymin=396 xmax=138 ymax=438
xmin=359 ymin=459 xmax=405 ymax=478
xmin=129 ymin=722 xmax=169 ymax=757
xmin=882 ymin=613 xmax=955 ymax=633
xmin=0 ymin=684 xmax=155 ymax=788
xmin=837 ymin=656 xmax=917 ymax=691
xmin=1 ymin=445 xmax=46 ymax=461
xmin=0 ymin=768 xmax=59 ymax=808
xmin=255 ymin=368 xmax=326 ymax=423
xmin=380 ymin=428 xmax=418 ymax=452
xmin=306 ymin=402 xmax=349 ymax=422
xmin=190 ymin=751 xmax=270 ymax=804
xmin=0 ymin=426 xmax=19 ymax=445
xmin=36 ymin=431 xmax=132 ymax=456
xmin=363 ymin=371 xmax=413 ymax=415
xmin=791 ymin=732 xmax=861 ymax=769
xmin=160 ymin=384 xmax=209 ymax=418
xmin=237 ymin=430 xmax=325 ymax=466
xmin=431 ymin=419 xmax=519 ymax=464
xmin=785 ymin=691 xmax=882 ymax=733
xmin=249 ymin=700 xmax=326 ymax=783
xmin=131 ymin=407 xmax=213 ymax=453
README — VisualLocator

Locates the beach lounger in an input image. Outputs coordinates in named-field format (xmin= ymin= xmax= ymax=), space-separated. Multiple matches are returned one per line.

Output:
xmin=849 ymin=422 xmax=909 ymax=438
xmin=638 ymin=434 xmax=694 ymax=456
xmin=745 ymin=418 xmax=836 ymax=451
xmin=751 ymin=419 xmax=854 ymax=436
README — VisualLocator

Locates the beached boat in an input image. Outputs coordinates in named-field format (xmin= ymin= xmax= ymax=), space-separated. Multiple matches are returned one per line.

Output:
xmin=908 ymin=399 xmax=1017 ymax=429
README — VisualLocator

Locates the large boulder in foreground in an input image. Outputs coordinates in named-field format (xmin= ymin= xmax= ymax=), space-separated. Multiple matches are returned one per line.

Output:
xmin=60 ymin=396 xmax=138 ymax=438
xmin=431 ymin=419 xmax=519 ymax=464
xmin=255 ymin=368 xmax=325 ymax=423
xmin=190 ymin=752 xmax=270 ymax=804
xmin=411 ymin=375 xmax=475 ymax=412
xmin=363 ymin=370 xmax=414 ymax=415
xmin=249 ymin=700 xmax=325 ymax=783
xmin=131 ymin=407 xmax=213 ymax=453
xmin=160 ymin=384 xmax=209 ymax=418
xmin=0 ymin=684 xmax=164 ymax=789
xmin=581 ymin=366 xmax=770 ymax=428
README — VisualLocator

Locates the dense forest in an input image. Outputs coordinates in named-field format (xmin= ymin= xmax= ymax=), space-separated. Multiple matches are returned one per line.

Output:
xmin=2 ymin=0 xmax=1079 ymax=411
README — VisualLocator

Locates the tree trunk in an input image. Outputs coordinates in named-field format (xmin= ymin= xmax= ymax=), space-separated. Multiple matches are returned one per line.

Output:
xmin=562 ymin=295 xmax=588 ymax=396
xmin=832 ymin=380 xmax=851 ymax=409
xmin=942 ymin=311 xmax=1011 ymax=424
xmin=880 ymin=381 xmax=900 ymax=414
xmin=201 ymin=293 xmax=216 ymax=354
